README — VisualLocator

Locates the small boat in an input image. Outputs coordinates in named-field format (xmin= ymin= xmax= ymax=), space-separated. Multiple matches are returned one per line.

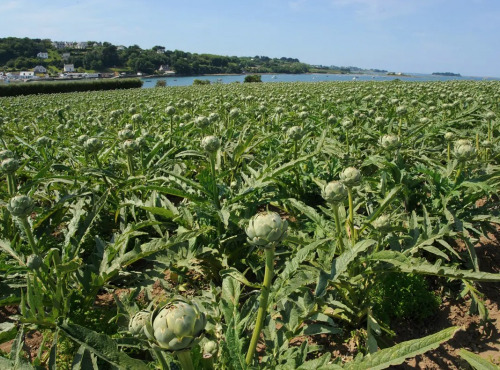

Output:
xmin=271 ymin=75 xmax=277 ymax=79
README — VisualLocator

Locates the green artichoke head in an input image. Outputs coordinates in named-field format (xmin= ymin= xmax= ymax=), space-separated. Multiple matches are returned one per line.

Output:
xmin=26 ymin=254 xmax=43 ymax=270
xmin=246 ymin=212 xmax=288 ymax=248
xmin=1 ymin=158 xmax=20 ymax=174
xmin=146 ymin=300 xmax=206 ymax=351
xmin=201 ymin=136 xmax=220 ymax=154
xmin=84 ymin=138 xmax=103 ymax=154
xmin=322 ymin=181 xmax=348 ymax=204
xmin=122 ymin=139 xmax=139 ymax=154
xmin=203 ymin=340 xmax=218 ymax=359
xmin=165 ymin=106 xmax=176 ymax=116
xmin=287 ymin=126 xmax=303 ymax=141
xmin=380 ymin=134 xmax=400 ymax=150
xmin=0 ymin=150 xmax=14 ymax=160
xmin=129 ymin=310 xmax=151 ymax=338
xmin=340 ymin=167 xmax=362 ymax=187
xmin=118 ymin=129 xmax=135 ymax=140
xmin=131 ymin=113 xmax=143 ymax=123
xmin=444 ymin=132 xmax=454 ymax=142
xmin=454 ymin=143 xmax=475 ymax=162
xmin=7 ymin=195 xmax=34 ymax=218
xmin=195 ymin=116 xmax=209 ymax=129
xmin=372 ymin=214 xmax=392 ymax=232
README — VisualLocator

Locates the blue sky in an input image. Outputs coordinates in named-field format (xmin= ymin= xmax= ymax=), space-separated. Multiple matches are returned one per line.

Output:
xmin=1 ymin=0 xmax=499 ymax=77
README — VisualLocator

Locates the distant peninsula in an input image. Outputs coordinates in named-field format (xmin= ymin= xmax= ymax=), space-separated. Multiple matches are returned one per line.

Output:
xmin=432 ymin=72 xmax=461 ymax=77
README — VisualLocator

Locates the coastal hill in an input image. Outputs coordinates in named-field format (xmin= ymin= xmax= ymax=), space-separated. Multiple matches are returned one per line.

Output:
xmin=432 ymin=72 xmax=461 ymax=77
xmin=0 ymin=37 xmax=384 ymax=76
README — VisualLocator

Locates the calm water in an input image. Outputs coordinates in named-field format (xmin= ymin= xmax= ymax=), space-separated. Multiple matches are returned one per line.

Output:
xmin=141 ymin=73 xmax=498 ymax=88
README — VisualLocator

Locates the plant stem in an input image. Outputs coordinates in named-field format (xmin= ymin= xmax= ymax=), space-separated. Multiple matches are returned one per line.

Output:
xmin=153 ymin=349 xmax=170 ymax=370
xmin=245 ymin=247 xmax=275 ymax=365
xmin=332 ymin=203 xmax=344 ymax=252
xmin=7 ymin=173 xmax=16 ymax=195
xmin=176 ymin=350 xmax=195 ymax=370
xmin=126 ymin=154 xmax=135 ymax=176
xmin=447 ymin=142 xmax=451 ymax=162
xmin=209 ymin=154 xmax=220 ymax=209
xmin=20 ymin=217 xmax=38 ymax=255
xmin=347 ymin=187 xmax=357 ymax=244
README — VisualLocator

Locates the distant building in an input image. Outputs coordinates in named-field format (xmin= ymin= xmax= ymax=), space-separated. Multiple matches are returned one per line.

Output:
xmin=156 ymin=47 xmax=166 ymax=54
xmin=64 ymin=64 xmax=75 ymax=72
xmin=75 ymin=42 xmax=88 ymax=49
xmin=37 ymin=52 xmax=49 ymax=59
xmin=20 ymin=71 xmax=35 ymax=79
xmin=62 ymin=52 xmax=71 ymax=60
xmin=117 ymin=45 xmax=126 ymax=51
xmin=52 ymin=41 xmax=66 ymax=49
xmin=33 ymin=65 xmax=47 ymax=74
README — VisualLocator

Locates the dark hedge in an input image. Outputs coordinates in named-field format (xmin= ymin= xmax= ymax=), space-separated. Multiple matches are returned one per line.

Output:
xmin=0 ymin=78 xmax=143 ymax=97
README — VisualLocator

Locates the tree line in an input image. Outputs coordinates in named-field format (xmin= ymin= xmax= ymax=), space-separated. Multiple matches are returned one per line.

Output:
xmin=0 ymin=37 xmax=313 ymax=75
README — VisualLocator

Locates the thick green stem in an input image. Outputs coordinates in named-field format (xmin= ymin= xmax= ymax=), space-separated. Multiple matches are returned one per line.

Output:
xmin=153 ymin=349 xmax=170 ymax=370
xmin=347 ymin=188 xmax=357 ymax=244
xmin=126 ymin=154 xmax=135 ymax=177
xmin=176 ymin=350 xmax=195 ymax=370
xmin=209 ymin=154 xmax=220 ymax=210
xmin=447 ymin=142 xmax=451 ymax=162
xmin=7 ymin=173 xmax=16 ymax=195
xmin=20 ymin=217 xmax=38 ymax=255
xmin=245 ymin=247 xmax=275 ymax=365
xmin=332 ymin=203 xmax=344 ymax=252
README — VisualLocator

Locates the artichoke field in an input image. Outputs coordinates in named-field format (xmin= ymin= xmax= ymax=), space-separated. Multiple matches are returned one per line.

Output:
xmin=0 ymin=80 xmax=499 ymax=369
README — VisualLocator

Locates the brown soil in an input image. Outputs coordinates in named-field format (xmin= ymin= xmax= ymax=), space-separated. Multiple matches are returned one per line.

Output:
xmin=389 ymin=225 xmax=500 ymax=369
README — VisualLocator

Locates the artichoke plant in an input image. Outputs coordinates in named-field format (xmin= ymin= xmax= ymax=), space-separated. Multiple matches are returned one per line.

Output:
xmin=145 ymin=299 xmax=206 ymax=351
xmin=287 ymin=126 xmax=303 ymax=141
xmin=322 ymin=181 xmax=347 ymax=204
xmin=129 ymin=310 xmax=151 ymax=338
xmin=340 ymin=167 xmax=362 ymax=187
xmin=245 ymin=211 xmax=288 ymax=365
xmin=8 ymin=195 xmax=34 ymax=218
xmin=246 ymin=211 xmax=288 ymax=248
xmin=201 ymin=136 xmax=220 ymax=154
xmin=380 ymin=134 xmax=400 ymax=151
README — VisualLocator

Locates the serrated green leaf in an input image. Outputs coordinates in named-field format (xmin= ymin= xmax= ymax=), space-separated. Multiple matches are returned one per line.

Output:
xmin=459 ymin=348 xmax=499 ymax=370
xmin=58 ymin=321 xmax=148 ymax=370
xmin=344 ymin=326 xmax=459 ymax=370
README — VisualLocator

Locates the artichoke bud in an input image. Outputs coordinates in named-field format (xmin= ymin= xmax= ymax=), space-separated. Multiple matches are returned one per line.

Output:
xmin=341 ymin=118 xmax=353 ymax=129
xmin=201 ymin=136 xmax=220 ymax=154
xmin=84 ymin=138 xmax=103 ymax=154
xmin=287 ymin=126 xmax=303 ymax=141
xmin=7 ymin=195 xmax=34 ymax=218
xmin=322 ymin=181 xmax=348 ymax=204
xmin=396 ymin=106 xmax=408 ymax=116
xmin=0 ymin=150 xmax=14 ymax=160
xmin=482 ymin=140 xmax=493 ymax=149
xmin=327 ymin=115 xmax=337 ymax=124
xmin=246 ymin=212 xmax=288 ymax=248
xmin=195 ymin=116 xmax=209 ymax=128
xmin=122 ymin=139 xmax=139 ymax=154
xmin=165 ymin=106 xmax=176 ymax=116
xmin=146 ymin=299 xmax=206 ymax=351
xmin=129 ymin=310 xmax=151 ymax=338
xmin=1 ymin=158 xmax=20 ymax=173
xmin=203 ymin=340 xmax=218 ymax=359
xmin=77 ymin=134 xmax=89 ymax=145
xmin=229 ymin=108 xmax=241 ymax=118
xmin=131 ymin=113 xmax=143 ymax=123
xmin=455 ymin=139 xmax=471 ymax=147
xmin=454 ymin=143 xmax=475 ymax=161
xmin=444 ymin=132 xmax=454 ymax=142
xmin=208 ymin=112 xmax=219 ymax=122
xmin=26 ymin=254 xmax=42 ymax=270
xmin=372 ymin=214 xmax=391 ymax=232
xmin=118 ymin=129 xmax=135 ymax=140
xmin=380 ymin=134 xmax=400 ymax=150
xmin=340 ymin=167 xmax=362 ymax=187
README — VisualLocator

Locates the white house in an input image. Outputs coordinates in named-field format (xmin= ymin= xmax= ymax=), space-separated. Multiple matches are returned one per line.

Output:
xmin=37 ymin=52 xmax=49 ymax=59
xmin=156 ymin=47 xmax=166 ymax=54
xmin=20 ymin=71 xmax=35 ymax=79
xmin=75 ymin=42 xmax=88 ymax=49
xmin=117 ymin=45 xmax=126 ymax=51
xmin=64 ymin=64 xmax=75 ymax=72
xmin=33 ymin=65 xmax=47 ymax=74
